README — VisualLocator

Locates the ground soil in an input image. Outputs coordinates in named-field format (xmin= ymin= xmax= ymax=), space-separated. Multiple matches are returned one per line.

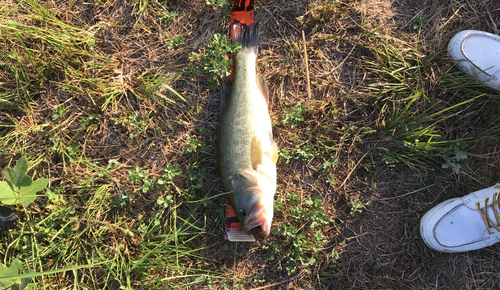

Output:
xmin=3 ymin=0 xmax=500 ymax=289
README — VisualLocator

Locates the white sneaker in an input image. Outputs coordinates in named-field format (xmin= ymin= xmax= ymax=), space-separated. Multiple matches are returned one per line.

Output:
xmin=448 ymin=30 xmax=500 ymax=91
xmin=420 ymin=185 xmax=500 ymax=252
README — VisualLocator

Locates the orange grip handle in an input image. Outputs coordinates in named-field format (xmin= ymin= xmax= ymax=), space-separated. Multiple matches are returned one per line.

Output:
xmin=230 ymin=0 xmax=255 ymax=38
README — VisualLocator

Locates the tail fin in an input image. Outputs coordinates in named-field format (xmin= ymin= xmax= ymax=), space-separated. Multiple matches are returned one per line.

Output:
xmin=232 ymin=20 xmax=258 ymax=54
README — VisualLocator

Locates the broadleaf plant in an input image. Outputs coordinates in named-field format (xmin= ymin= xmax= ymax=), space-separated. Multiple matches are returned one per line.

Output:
xmin=0 ymin=157 xmax=48 ymax=206
xmin=0 ymin=258 xmax=32 ymax=289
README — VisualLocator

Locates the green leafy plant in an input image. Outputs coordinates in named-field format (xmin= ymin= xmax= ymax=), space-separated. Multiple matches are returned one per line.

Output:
xmin=156 ymin=195 xmax=174 ymax=208
xmin=128 ymin=163 xmax=183 ymax=195
xmin=128 ymin=166 xmax=152 ymax=193
xmin=278 ymin=146 xmax=317 ymax=164
xmin=271 ymin=192 xmax=332 ymax=274
xmin=51 ymin=104 xmax=67 ymax=120
xmin=411 ymin=2 xmax=436 ymax=30
xmin=0 ymin=259 xmax=33 ymax=290
xmin=185 ymin=33 xmax=241 ymax=87
xmin=349 ymin=198 xmax=369 ymax=215
xmin=282 ymin=104 xmax=305 ymax=129
xmin=441 ymin=150 xmax=468 ymax=174
xmin=158 ymin=163 xmax=182 ymax=185
xmin=156 ymin=11 xmax=178 ymax=28
xmin=381 ymin=154 xmax=398 ymax=165
xmin=318 ymin=156 xmax=339 ymax=175
xmin=0 ymin=157 xmax=48 ymax=206
xmin=166 ymin=35 xmax=185 ymax=49
xmin=127 ymin=115 xmax=149 ymax=139
xmin=188 ymin=166 xmax=206 ymax=193
xmin=206 ymin=0 xmax=227 ymax=8
xmin=411 ymin=14 xmax=428 ymax=30
xmin=79 ymin=114 xmax=102 ymax=127
xmin=373 ymin=260 xmax=390 ymax=271
xmin=184 ymin=135 xmax=202 ymax=154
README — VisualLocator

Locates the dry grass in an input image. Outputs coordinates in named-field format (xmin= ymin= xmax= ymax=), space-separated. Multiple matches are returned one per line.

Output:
xmin=1 ymin=0 xmax=500 ymax=289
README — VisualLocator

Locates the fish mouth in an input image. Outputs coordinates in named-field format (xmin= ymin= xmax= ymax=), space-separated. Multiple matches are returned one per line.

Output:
xmin=244 ymin=204 xmax=271 ymax=237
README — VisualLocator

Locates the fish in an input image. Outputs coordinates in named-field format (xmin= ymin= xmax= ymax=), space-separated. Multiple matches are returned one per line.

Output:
xmin=219 ymin=20 xmax=278 ymax=237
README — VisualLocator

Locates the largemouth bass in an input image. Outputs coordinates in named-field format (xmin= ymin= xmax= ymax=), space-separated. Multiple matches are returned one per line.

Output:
xmin=219 ymin=21 xmax=278 ymax=237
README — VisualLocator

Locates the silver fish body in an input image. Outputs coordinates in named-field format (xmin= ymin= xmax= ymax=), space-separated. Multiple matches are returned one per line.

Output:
xmin=219 ymin=21 xmax=277 ymax=237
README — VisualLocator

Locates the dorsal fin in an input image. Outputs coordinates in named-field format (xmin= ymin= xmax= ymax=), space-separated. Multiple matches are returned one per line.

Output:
xmin=256 ymin=73 xmax=269 ymax=105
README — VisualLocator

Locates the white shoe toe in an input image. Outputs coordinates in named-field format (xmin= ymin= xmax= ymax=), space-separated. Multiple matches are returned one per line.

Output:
xmin=420 ymin=185 xmax=500 ymax=252
xmin=448 ymin=30 xmax=500 ymax=90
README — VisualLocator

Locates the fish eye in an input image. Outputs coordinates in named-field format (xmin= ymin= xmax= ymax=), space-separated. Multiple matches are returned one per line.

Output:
xmin=238 ymin=209 xmax=246 ymax=217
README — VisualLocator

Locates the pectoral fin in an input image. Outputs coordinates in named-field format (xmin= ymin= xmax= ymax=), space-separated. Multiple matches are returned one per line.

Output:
xmin=251 ymin=136 xmax=263 ymax=170
xmin=263 ymin=140 xmax=278 ymax=164
xmin=271 ymin=141 xmax=278 ymax=164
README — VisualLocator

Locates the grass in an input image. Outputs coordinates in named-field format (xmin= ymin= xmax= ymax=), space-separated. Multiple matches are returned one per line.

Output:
xmin=1 ymin=0 xmax=500 ymax=289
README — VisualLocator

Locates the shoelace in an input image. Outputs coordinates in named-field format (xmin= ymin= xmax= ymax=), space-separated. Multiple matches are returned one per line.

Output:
xmin=476 ymin=192 xmax=500 ymax=234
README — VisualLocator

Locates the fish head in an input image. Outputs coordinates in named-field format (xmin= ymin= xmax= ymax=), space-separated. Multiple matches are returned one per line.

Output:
xmin=235 ymin=186 xmax=274 ymax=237
xmin=230 ymin=169 xmax=276 ymax=237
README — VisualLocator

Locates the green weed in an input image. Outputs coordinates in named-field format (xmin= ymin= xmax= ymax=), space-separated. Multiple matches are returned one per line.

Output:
xmin=318 ymin=156 xmax=339 ymax=175
xmin=184 ymin=135 xmax=203 ymax=154
xmin=206 ymin=0 xmax=227 ymax=8
xmin=364 ymin=36 xmax=485 ymax=168
xmin=156 ymin=195 xmax=174 ymax=208
xmin=411 ymin=2 xmax=436 ymax=30
xmin=79 ymin=114 xmax=102 ymax=128
xmin=156 ymin=11 xmax=178 ymax=28
xmin=128 ymin=163 xmax=183 ymax=194
xmin=282 ymin=104 xmax=305 ymax=129
xmin=166 ymin=35 xmax=185 ymax=49
xmin=188 ymin=166 xmax=206 ymax=194
xmin=127 ymin=115 xmax=150 ymax=139
xmin=373 ymin=260 xmax=390 ymax=271
xmin=278 ymin=146 xmax=317 ymax=164
xmin=135 ymin=69 xmax=187 ymax=109
xmin=51 ymin=105 xmax=67 ymax=121
xmin=185 ymin=34 xmax=241 ymax=88
xmin=441 ymin=149 xmax=468 ymax=174
xmin=0 ymin=258 xmax=32 ymax=289
xmin=271 ymin=192 xmax=332 ymax=274
xmin=0 ymin=156 xmax=48 ymax=206
xmin=349 ymin=198 xmax=369 ymax=215
xmin=158 ymin=163 xmax=183 ymax=185
xmin=128 ymin=166 xmax=153 ymax=193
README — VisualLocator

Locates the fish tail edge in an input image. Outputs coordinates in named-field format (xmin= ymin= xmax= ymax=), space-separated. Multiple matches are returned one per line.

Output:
xmin=232 ymin=20 xmax=258 ymax=54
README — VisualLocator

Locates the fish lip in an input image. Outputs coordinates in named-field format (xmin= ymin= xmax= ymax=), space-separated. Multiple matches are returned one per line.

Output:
xmin=243 ymin=205 xmax=271 ymax=237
